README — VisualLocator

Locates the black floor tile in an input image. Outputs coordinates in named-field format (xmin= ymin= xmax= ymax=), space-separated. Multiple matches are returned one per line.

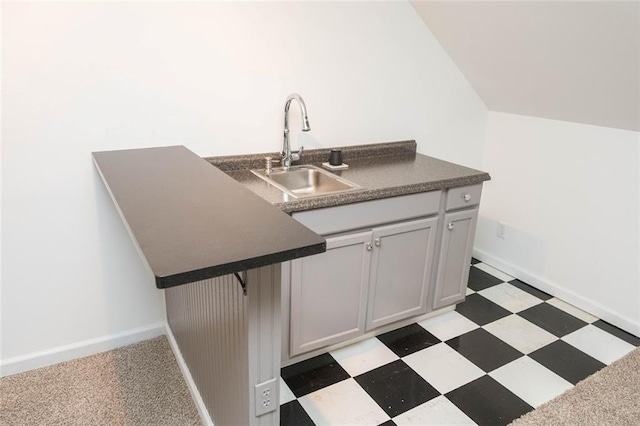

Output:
xmin=455 ymin=293 xmax=511 ymax=326
xmin=592 ymin=320 xmax=640 ymax=346
xmin=508 ymin=279 xmax=552 ymax=300
xmin=447 ymin=328 xmax=523 ymax=372
xmin=471 ymin=257 xmax=480 ymax=265
xmin=529 ymin=340 xmax=605 ymax=385
xmin=376 ymin=323 xmax=441 ymax=357
xmin=281 ymin=353 xmax=350 ymax=397
xmin=377 ymin=421 xmax=396 ymax=426
xmin=280 ymin=400 xmax=315 ymax=426
xmin=467 ymin=267 xmax=503 ymax=291
xmin=518 ymin=303 xmax=588 ymax=337
xmin=354 ymin=359 xmax=440 ymax=417
xmin=446 ymin=375 xmax=533 ymax=426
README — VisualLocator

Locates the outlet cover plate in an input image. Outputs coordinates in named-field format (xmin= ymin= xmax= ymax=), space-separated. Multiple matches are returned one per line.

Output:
xmin=255 ymin=378 xmax=278 ymax=416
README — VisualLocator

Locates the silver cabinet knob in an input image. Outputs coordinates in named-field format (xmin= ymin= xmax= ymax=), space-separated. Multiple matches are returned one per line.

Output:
xmin=462 ymin=193 xmax=471 ymax=202
xmin=374 ymin=238 xmax=381 ymax=247
xmin=366 ymin=243 xmax=373 ymax=251
xmin=447 ymin=222 xmax=454 ymax=230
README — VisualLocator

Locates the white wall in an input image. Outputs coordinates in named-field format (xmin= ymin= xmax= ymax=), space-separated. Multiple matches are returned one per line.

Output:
xmin=1 ymin=2 xmax=487 ymax=364
xmin=476 ymin=111 xmax=639 ymax=335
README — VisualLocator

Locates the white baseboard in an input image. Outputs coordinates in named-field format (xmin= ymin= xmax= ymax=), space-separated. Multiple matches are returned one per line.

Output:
xmin=473 ymin=248 xmax=640 ymax=337
xmin=0 ymin=322 xmax=166 ymax=378
xmin=165 ymin=324 xmax=214 ymax=426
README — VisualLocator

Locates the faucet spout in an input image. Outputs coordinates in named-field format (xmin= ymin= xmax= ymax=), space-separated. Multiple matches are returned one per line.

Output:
xmin=282 ymin=93 xmax=310 ymax=170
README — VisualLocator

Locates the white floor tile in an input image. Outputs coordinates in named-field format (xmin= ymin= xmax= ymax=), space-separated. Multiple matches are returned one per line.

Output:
xmin=404 ymin=343 xmax=485 ymax=394
xmin=547 ymin=298 xmax=598 ymax=323
xmin=330 ymin=337 xmax=399 ymax=377
xmin=478 ymin=283 xmax=543 ymax=313
xmin=562 ymin=324 xmax=635 ymax=365
xmin=298 ymin=378 xmax=390 ymax=426
xmin=419 ymin=311 xmax=479 ymax=342
xmin=279 ymin=377 xmax=296 ymax=405
xmin=490 ymin=357 xmax=573 ymax=408
xmin=466 ymin=287 xmax=475 ymax=296
xmin=393 ymin=395 xmax=477 ymax=425
xmin=474 ymin=263 xmax=514 ymax=282
xmin=483 ymin=314 xmax=557 ymax=354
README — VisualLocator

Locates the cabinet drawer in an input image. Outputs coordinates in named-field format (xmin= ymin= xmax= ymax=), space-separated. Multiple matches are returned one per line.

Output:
xmin=446 ymin=184 xmax=482 ymax=211
xmin=292 ymin=191 xmax=441 ymax=235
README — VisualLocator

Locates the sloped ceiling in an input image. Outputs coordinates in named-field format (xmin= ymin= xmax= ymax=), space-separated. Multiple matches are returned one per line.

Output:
xmin=411 ymin=1 xmax=639 ymax=132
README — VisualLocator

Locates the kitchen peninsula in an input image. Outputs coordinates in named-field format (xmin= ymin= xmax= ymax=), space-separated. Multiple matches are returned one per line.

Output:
xmin=93 ymin=140 xmax=490 ymax=425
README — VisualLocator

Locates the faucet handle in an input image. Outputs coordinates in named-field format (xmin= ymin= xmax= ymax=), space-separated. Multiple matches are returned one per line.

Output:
xmin=291 ymin=146 xmax=304 ymax=161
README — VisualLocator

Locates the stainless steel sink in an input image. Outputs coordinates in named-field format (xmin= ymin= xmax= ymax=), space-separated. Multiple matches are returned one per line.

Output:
xmin=251 ymin=165 xmax=361 ymax=199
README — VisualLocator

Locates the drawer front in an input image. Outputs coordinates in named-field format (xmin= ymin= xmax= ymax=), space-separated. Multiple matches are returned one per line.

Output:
xmin=446 ymin=184 xmax=482 ymax=211
xmin=293 ymin=191 xmax=441 ymax=235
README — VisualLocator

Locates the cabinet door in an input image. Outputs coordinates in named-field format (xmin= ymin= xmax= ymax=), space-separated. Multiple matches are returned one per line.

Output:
xmin=366 ymin=217 xmax=438 ymax=330
xmin=289 ymin=231 xmax=372 ymax=356
xmin=433 ymin=208 xmax=479 ymax=309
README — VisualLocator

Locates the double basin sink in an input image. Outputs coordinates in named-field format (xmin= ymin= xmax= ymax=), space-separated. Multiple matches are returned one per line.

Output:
xmin=251 ymin=165 xmax=361 ymax=199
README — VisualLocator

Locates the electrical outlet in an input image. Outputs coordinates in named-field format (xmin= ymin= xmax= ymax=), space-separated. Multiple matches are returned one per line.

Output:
xmin=255 ymin=378 xmax=278 ymax=416
xmin=497 ymin=222 xmax=507 ymax=239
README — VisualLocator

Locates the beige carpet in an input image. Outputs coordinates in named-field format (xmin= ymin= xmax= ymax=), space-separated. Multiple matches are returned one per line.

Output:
xmin=0 ymin=336 xmax=201 ymax=426
xmin=511 ymin=346 xmax=640 ymax=425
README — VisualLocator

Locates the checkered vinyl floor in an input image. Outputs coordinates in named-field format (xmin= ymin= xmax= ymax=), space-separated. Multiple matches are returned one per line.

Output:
xmin=278 ymin=260 xmax=640 ymax=426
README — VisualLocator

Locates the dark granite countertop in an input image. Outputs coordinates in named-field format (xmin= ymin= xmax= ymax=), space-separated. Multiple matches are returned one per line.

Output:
xmin=208 ymin=141 xmax=491 ymax=214
xmin=93 ymin=146 xmax=326 ymax=289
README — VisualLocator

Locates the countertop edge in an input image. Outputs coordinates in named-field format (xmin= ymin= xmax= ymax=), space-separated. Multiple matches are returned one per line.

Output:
xmin=154 ymin=241 xmax=326 ymax=288
xmin=276 ymin=174 xmax=491 ymax=214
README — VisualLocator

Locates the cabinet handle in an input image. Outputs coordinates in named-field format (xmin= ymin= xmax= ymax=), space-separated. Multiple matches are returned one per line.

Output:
xmin=447 ymin=222 xmax=454 ymax=231
xmin=366 ymin=243 xmax=373 ymax=251
xmin=462 ymin=193 xmax=471 ymax=202
xmin=374 ymin=238 xmax=381 ymax=247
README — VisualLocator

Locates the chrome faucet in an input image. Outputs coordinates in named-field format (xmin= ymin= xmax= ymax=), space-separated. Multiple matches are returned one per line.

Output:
xmin=282 ymin=93 xmax=310 ymax=170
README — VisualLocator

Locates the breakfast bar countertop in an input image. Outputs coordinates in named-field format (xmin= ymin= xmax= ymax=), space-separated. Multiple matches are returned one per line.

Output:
xmin=92 ymin=146 xmax=326 ymax=289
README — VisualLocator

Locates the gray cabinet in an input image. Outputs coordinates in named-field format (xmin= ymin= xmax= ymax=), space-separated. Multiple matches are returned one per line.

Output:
xmin=285 ymin=188 xmax=483 ymax=359
xmin=433 ymin=208 xmax=479 ymax=309
xmin=366 ymin=218 xmax=438 ymax=330
xmin=289 ymin=231 xmax=372 ymax=356
xmin=289 ymin=217 xmax=438 ymax=356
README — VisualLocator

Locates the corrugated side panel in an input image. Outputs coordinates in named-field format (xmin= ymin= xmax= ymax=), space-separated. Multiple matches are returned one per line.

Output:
xmin=166 ymin=275 xmax=249 ymax=425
